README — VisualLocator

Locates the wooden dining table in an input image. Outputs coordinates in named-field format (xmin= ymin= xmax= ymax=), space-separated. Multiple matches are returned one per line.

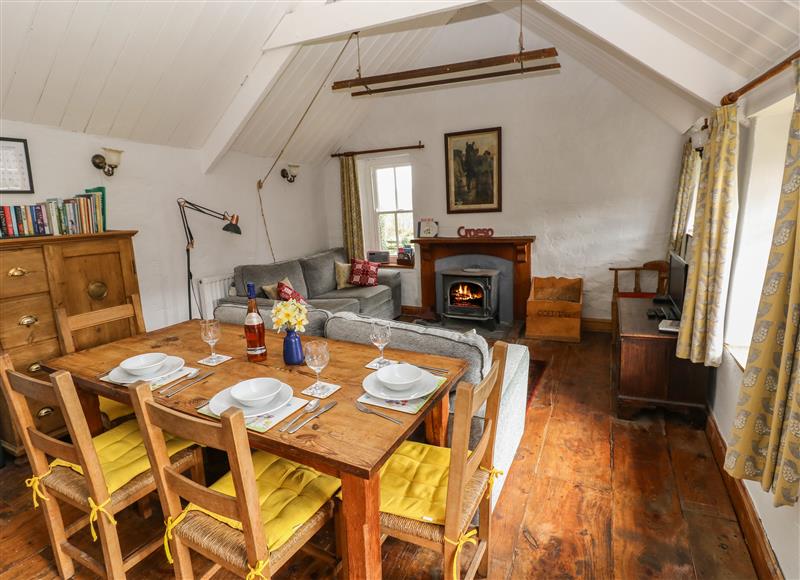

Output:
xmin=43 ymin=319 xmax=468 ymax=579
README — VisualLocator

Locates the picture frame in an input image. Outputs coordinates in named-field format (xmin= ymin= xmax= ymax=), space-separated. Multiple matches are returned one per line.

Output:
xmin=0 ymin=137 xmax=34 ymax=193
xmin=444 ymin=127 xmax=501 ymax=214
xmin=417 ymin=218 xmax=439 ymax=238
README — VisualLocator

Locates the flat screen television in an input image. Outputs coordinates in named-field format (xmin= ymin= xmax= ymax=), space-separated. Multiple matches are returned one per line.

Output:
xmin=668 ymin=251 xmax=688 ymax=316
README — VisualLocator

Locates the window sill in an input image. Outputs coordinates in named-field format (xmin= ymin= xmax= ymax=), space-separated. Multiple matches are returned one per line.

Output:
xmin=379 ymin=257 xmax=415 ymax=270
xmin=724 ymin=344 xmax=748 ymax=371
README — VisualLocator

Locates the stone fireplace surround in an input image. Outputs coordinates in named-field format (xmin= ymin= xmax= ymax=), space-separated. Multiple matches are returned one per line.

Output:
xmin=412 ymin=236 xmax=535 ymax=321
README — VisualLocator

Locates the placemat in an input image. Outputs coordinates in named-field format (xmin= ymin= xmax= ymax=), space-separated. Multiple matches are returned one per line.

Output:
xmin=197 ymin=397 xmax=307 ymax=433
xmin=357 ymin=377 xmax=447 ymax=415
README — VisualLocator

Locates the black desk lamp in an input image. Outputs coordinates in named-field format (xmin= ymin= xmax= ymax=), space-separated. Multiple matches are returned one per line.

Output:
xmin=177 ymin=197 xmax=241 ymax=319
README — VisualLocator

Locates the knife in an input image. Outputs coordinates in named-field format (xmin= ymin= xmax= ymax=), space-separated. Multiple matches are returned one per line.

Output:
xmin=164 ymin=372 xmax=213 ymax=399
xmin=287 ymin=401 xmax=337 ymax=434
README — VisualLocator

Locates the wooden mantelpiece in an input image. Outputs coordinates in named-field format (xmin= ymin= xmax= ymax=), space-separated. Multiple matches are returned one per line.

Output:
xmin=412 ymin=236 xmax=535 ymax=320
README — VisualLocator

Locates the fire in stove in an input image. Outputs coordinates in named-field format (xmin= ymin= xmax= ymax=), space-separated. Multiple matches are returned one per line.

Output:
xmin=450 ymin=282 xmax=484 ymax=307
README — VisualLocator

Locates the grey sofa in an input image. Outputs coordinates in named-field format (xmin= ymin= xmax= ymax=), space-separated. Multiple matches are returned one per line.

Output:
xmin=217 ymin=248 xmax=402 ymax=319
xmin=213 ymin=303 xmax=529 ymax=507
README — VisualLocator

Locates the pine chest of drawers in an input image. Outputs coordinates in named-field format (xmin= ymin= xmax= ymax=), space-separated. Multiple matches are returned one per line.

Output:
xmin=0 ymin=231 xmax=140 ymax=456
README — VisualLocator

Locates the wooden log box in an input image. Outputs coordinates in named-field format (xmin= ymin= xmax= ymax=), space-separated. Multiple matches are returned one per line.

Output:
xmin=525 ymin=277 xmax=583 ymax=342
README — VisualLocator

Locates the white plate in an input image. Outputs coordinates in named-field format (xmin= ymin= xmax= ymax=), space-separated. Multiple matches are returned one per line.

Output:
xmin=362 ymin=370 xmax=439 ymax=401
xmin=107 ymin=356 xmax=185 ymax=384
xmin=209 ymin=383 xmax=293 ymax=418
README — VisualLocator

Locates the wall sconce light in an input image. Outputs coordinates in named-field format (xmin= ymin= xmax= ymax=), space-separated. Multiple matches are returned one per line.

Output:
xmin=280 ymin=164 xmax=300 ymax=183
xmin=91 ymin=147 xmax=124 ymax=176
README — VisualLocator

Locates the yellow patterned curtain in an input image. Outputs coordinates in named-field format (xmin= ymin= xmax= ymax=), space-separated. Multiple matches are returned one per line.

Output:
xmin=340 ymin=155 xmax=364 ymax=261
xmin=676 ymin=104 xmax=739 ymax=367
xmin=725 ymin=61 xmax=800 ymax=507
xmin=669 ymin=141 xmax=701 ymax=256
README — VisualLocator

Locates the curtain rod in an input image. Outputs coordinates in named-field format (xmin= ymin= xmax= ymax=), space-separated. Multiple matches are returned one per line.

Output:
xmin=721 ymin=49 xmax=800 ymax=105
xmin=331 ymin=141 xmax=424 ymax=158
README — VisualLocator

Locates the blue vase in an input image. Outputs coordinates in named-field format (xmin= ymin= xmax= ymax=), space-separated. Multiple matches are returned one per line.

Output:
xmin=283 ymin=329 xmax=304 ymax=365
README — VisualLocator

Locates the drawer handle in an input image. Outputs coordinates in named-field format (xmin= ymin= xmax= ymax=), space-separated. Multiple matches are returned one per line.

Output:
xmin=19 ymin=314 xmax=38 ymax=327
xmin=36 ymin=407 xmax=54 ymax=419
xmin=27 ymin=362 xmax=42 ymax=373
xmin=8 ymin=267 xmax=29 ymax=277
xmin=88 ymin=281 xmax=108 ymax=300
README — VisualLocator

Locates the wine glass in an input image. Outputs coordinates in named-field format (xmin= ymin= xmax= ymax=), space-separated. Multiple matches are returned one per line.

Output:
xmin=304 ymin=341 xmax=330 ymax=397
xmin=370 ymin=321 xmax=391 ymax=368
xmin=200 ymin=319 xmax=221 ymax=364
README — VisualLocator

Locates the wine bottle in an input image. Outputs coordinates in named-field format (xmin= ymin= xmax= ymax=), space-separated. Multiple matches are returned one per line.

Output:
xmin=244 ymin=282 xmax=267 ymax=362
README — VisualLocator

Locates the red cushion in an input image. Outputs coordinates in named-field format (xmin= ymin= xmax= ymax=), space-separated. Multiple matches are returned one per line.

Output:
xmin=348 ymin=259 xmax=380 ymax=287
xmin=277 ymin=281 xmax=307 ymax=304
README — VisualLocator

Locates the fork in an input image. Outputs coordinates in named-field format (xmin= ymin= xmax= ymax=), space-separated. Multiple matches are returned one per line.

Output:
xmin=354 ymin=401 xmax=402 ymax=424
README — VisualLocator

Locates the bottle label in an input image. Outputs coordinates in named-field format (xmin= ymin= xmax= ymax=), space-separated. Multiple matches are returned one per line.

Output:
xmin=247 ymin=346 xmax=266 ymax=355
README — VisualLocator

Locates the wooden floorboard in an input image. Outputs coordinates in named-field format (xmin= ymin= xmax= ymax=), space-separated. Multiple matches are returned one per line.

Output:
xmin=0 ymin=332 xmax=756 ymax=579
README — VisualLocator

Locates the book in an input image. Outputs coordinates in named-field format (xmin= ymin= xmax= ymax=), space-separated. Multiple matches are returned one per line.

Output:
xmin=0 ymin=187 xmax=107 ymax=238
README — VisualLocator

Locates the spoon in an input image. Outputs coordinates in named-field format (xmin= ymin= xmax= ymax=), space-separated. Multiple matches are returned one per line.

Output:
xmin=279 ymin=399 xmax=320 ymax=433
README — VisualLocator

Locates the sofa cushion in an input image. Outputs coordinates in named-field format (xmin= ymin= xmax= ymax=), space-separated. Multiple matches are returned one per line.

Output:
xmin=348 ymin=258 xmax=380 ymax=287
xmin=315 ymin=285 xmax=392 ymax=314
xmin=234 ymin=260 xmax=308 ymax=298
xmin=214 ymin=303 xmax=331 ymax=337
xmin=324 ymin=312 xmax=490 ymax=384
xmin=218 ymin=296 xmax=358 ymax=315
xmin=299 ymin=248 xmax=347 ymax=298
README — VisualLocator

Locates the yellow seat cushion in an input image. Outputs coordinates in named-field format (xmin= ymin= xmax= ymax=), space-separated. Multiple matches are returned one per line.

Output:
xmin=50 ymin=420 xmax=194 ymax=494
xmin=174 ymin=451 xmax=340 ymax=553
xmin=379 ymin=440 xmax=453 ymax=525
xmin=99 ymin=397 xmax=133 ymax=422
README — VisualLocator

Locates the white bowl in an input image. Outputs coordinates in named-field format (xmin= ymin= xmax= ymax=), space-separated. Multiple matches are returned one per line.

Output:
xmin=231 ymin=378 xmax=282 ymax=407
xmin=119 ymin=353 xmax=168 ymax=376
xmin=376 ymin=363 xmax=423 ymax=392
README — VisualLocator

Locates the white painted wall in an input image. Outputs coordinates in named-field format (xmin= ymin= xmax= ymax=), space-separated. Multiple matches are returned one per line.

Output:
xmin=321 ymin=11 xmax=683 ymax=318
xmin=0 ymin=119 xmax=329 ymax=330
xmin=713 ymin=100 xmax=800 ymax=579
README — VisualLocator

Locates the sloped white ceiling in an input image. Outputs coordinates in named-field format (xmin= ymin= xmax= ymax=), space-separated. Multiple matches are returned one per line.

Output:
xmin=2 ymin=0 xmax=797 ymax=165
xmin=1 ymin=0 xmax=294 ymax=149
xmin=230 ymin=22 xmax=443 ymax=164
xmin=622 ymin=0 xmax=799 ymax=78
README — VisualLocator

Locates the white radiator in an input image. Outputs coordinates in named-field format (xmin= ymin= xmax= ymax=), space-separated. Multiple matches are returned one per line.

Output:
xmin=197 ymin=274 xmax=235 ymax=319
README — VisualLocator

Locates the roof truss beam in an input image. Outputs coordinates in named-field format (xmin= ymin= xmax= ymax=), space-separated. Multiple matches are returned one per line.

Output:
xmin=263 ymin=0 xmax=486 ymax=50
xmin=200 ymin=45 xmax=298 ymax=173
xmin=539 ymin=0 xmax=745 ymax=105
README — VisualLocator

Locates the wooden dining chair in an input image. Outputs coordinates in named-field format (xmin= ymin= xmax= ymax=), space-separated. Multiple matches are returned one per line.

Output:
xmin=0 ymin=353 xmax=204 ymax=579
xmin=130 ymin=382 xmax=343 ymax=579
xmin=54 ymin=293 xmax=146 ymax=425
xmin=377 ymin=341 xmax=509 ymax=580
xmin=609 ymin=260 xmax=669 ymax=333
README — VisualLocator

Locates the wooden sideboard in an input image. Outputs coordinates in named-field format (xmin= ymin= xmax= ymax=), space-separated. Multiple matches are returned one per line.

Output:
xmin=613 ymin=297 xmax=710 ymax=425
xmin=0 ymin=231 xmax=140 ymax=455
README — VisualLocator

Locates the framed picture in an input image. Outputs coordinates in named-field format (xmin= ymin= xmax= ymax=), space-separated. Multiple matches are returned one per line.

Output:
xmin=445 ymin=127 xmax=501 ymax=213
xmin=417 ymin=218 xmax=439 ymax=237
xmin=0 ymin=138 xmax=34 ymax=193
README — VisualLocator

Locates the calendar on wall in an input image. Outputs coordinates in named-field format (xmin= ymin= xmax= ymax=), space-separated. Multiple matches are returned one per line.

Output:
xmin=0 ymin=138 xmax=34 ymax=193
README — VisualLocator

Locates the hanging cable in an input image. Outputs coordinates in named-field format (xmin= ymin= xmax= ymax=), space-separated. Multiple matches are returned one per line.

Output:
xmin=518 ymin=0 xmax=525 ymax=73
xmin=255 ymin=32 xmax=357 ymax=262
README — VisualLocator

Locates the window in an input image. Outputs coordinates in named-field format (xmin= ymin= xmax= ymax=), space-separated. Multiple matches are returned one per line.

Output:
xmin=725 ymin=95 xmax=793 ymax=367
xmin=370 ymin=163 xmax=413 ymax=254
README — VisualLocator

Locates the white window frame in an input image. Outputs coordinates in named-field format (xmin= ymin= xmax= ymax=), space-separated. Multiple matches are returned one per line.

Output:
xmin=358 ymin=154 xmax=413 ymax=256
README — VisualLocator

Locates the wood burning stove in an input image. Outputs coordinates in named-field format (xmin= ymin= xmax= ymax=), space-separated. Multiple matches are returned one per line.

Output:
xmin=441 ymin=268 xmax=500 ymax=324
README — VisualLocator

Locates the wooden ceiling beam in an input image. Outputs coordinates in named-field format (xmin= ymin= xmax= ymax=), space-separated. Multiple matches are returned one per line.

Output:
xmin=263 ymin=1 xmax=486 ymax=51
xmin=333 ymin=47 xmax=558 ymax=90
xmin=349 ymin=63 xmax=561 ymax=97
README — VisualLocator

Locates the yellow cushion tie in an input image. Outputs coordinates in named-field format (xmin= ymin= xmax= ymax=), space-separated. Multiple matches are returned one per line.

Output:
xmin=479 ymin=465 xmax=504 ymax=498
xmin=25 ymin=468 xmax=53 ymax=508
xmin=245 ymin=560 xmax=269 ymax=580
xmin=443 ymin=529 xmax=478 ymax=580
xmin=163 ymin=510 xmax=191 ymax=564
xmin=87 ymin=496 xmax=117 ymax=542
